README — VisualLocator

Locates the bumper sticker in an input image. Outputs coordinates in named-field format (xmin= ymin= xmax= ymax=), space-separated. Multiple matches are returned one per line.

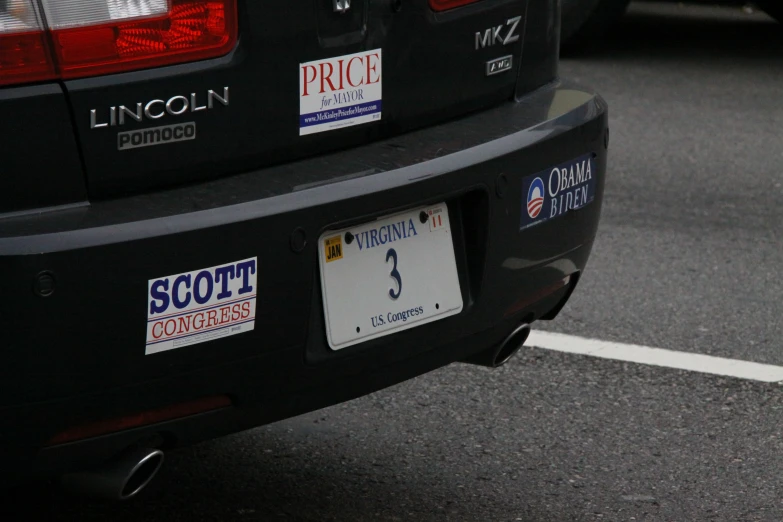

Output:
xmin=520 ymin=153 xmax=597 ymax=231
xmin=146 ymin=258 xmax=257 ymax=355
xmin=299 ymin=49 xmax=382 ymax=136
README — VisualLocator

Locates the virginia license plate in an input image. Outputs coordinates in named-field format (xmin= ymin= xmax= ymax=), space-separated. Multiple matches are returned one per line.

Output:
xmin=319 ymin=203 xmax=463 ymax=350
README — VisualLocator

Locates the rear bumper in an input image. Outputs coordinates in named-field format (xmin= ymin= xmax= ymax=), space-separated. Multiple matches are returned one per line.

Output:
xmin=0 ymin=79 xmax=607 ymax=480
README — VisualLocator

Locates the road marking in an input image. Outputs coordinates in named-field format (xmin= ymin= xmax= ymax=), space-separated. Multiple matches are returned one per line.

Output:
xmin=527 ymin=330 xmax=783 ymax=383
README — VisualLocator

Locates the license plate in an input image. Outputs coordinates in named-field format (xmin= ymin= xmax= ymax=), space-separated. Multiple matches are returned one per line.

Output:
xmin=319 ymin=203 xmax=463 ymax=350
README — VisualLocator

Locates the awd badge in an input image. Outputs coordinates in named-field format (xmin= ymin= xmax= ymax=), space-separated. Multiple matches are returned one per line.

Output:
xmin=486 ymin=55 xmax=513 ymax=76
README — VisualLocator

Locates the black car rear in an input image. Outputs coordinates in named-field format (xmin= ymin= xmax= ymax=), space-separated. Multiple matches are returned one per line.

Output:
xmin=0 ymin=0 xmax=607 ymax=492
xmin=2 ymin=0 xmax=544 ymax=202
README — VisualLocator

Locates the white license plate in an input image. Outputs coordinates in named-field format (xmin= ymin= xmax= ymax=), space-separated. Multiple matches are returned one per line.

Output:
xmin=319 ymin=203 xmax=463 ymax=350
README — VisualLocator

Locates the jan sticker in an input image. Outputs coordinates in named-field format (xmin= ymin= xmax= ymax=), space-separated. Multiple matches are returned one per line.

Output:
xmin=299 ymin=49 xmax=382 ymax=136
xmin=520 ymin=153 xmax=597 ymax=231
xmin=146 ymin=258 xmax=257 ymax=355
xmin=324 ymin=235 xmax=343 ymax=263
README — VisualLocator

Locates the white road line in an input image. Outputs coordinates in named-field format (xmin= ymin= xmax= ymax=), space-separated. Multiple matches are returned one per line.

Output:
xmin=527 ymin=330 xmax=783 ymax=383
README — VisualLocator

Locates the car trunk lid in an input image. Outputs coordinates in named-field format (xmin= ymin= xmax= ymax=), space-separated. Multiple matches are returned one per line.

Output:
xmin=60 ymin=0 xmax=529 ymax=198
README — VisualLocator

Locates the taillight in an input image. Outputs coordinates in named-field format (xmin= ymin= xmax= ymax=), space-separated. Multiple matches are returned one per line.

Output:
xmin=0 ymin=1 xmax=56 ymax=86
xmin=0 ymin=0 xmax=237 ymax=87
xmin=429 ymin=0 xmax=484 ymax=11
xmin=46 ymin=0 xmax=237 ymax=79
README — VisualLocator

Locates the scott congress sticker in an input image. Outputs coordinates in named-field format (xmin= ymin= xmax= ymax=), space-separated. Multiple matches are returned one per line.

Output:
xmin=520 ymin=153 xmax=597 ymax=231
xmin=146 ymin=258 xmax=257 ymax=355
xmin=299 ymin=49 xmax=382 ymax=136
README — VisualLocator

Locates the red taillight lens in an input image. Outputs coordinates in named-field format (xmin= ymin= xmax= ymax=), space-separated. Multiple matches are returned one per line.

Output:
xmin=0 ymin=1 xmax=56 ymax=86
xmin=0 ymin=31 xmax=56 ymax=86
xmin=429 ymin=0 xmax=484 ymax=11
xmin=0 ymin=0 xmax=237 ymax=87
xmin=52 ymin=1 xmax=237 ymax=79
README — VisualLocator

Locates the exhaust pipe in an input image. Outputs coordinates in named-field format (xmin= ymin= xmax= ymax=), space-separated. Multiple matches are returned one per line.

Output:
xmin=463 ymin=323 xmax=531 ymax=368
xmin=62 ymin=448 xmax=164 ymax=501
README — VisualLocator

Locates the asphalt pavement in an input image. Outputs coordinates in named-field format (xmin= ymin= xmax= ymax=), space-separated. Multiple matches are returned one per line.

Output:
xmin=2 ymin=2 xmax=782 ymax=521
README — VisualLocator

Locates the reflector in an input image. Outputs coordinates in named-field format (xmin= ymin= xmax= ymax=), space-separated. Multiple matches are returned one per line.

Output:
xmin=47 ymin=395 xmax=232 ymax=446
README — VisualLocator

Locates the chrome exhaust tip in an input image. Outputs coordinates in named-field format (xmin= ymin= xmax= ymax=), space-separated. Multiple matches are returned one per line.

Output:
xmin=463 ymin=323 xmax=531 ymax=368
xmin=62 ymin=448 xmax=164 ymax=501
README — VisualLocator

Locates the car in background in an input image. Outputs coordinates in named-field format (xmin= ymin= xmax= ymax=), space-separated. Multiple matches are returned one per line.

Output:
xmin=562 ymin=0 xmax=633 ymax=50
xmin=562 ymin=0 xmax=781 ymax=50
xmin=0 ymin=0 xmax=607 ymax=500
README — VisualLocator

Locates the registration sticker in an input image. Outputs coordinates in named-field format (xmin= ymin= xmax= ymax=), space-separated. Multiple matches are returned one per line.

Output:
xmin=146 ymin=258 xmax=257 ymax=355
xmin=299 ymin=49 xmax=382 ymax=136
xmin=520 ymin=153 xmax=597 ymax=231
xmin=324 ymin=235 xmax=344 ymax=263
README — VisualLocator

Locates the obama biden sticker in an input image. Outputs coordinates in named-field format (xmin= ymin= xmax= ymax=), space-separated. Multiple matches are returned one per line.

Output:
xmin=520 ymin=153 xmax=597 ymax=231
xmin=299 ymin=49 xmax=382 ymax=136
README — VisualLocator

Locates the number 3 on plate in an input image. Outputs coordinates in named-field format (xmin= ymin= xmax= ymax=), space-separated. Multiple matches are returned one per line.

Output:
xmin=386 ymin=248 xmax=402 ymax=300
